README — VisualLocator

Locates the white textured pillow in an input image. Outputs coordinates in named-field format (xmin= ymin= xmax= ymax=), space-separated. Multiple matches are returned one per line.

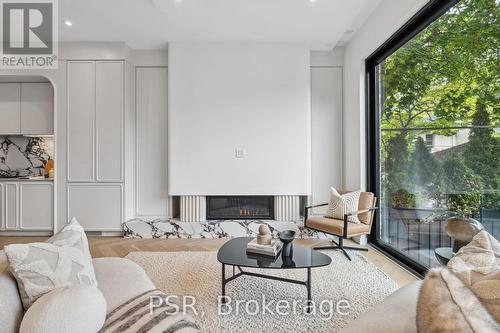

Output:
xmin=20 ymin=285 xmax=106 ymax=333
xmin=48 ymin=217 xmax=93 ymax=260
xmin=326 ymin=187 xmax=361 ymax=223
xmin=5 ymin=217 xmax=97 ymax=310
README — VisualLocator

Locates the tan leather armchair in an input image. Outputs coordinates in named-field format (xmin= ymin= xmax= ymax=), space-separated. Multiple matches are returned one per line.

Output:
xmin=304 ymin=191 xmax=377 ymax=260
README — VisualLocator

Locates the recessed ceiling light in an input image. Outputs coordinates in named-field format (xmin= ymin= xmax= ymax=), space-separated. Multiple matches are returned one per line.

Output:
xmin=309 ymin=0 xmax=316 ymax=3
xmin=64 ymin=20 xmax=73 ymax=27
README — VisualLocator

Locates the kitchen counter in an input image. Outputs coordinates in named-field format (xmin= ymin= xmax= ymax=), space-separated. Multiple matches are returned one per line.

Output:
xmin=0 ymin=178 xmax=54 ymax=182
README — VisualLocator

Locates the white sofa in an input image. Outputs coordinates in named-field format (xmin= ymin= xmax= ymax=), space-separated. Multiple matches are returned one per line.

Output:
xmin=0 ymin=250 xmax=156 ymax=333
xmin=340 ymin=281 xmax=422 ymax=333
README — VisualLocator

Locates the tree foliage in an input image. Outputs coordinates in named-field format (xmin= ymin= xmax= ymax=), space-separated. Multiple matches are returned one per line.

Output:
xmin=380 ymin=0 xmax=500 ymax=132
xmin=409 ymin=137 xmax=440 ymax=196
xmin=463 ymin=103 xmax=500 ymax=189
xmin=381 ymin=0 xmax=500 ymax=211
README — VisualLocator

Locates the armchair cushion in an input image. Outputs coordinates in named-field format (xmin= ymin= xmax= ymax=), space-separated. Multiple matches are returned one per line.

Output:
xmin=307 ymin=216 xmax=370 ymax=237
xmin=358 ymin=192 xmax=376 ymax=225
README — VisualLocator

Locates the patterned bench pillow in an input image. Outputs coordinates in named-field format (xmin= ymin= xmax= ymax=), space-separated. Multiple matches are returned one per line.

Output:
xmin=100 ymin=289 xmax=200 ymax=333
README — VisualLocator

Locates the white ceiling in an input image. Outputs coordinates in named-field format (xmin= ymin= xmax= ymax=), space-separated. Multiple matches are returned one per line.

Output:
xmin=59 ymin=0 xmax=381 ymax=50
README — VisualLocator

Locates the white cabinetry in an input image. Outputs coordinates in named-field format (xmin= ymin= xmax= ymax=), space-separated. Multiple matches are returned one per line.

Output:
xmin=0 ymin=182 xmax=53 ymax=231
xmin=0 ymin=82 xmax=53 ymax=135
xmin=5 ymin=183 xmax=18 ymax=229
xmin=66 ymin=61 xmax=125 ymax=231
xmin=0 ymin=183 xmax=3 ymax=230
xmin=311 ymin=67 xmax=343 ymax=213
xmin=21 ymin=83 xmax=53 ymax=135
xmin=0 ymin=83 xmax=21 ymax=134
xmin=67 ymin=61 xmax=95 ymax=181
xmin=135 ymin=67 xmax=168 ymax=217
xmin=67 ymin=184 xmax=122 ymax=231
xmin=67 ymin=61 xmax=124 ymax=182
xmin=96 ymin=62 xmax=124 ymax=182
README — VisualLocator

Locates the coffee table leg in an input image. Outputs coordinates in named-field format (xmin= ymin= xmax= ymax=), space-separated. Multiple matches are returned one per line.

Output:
xmin=306 ymin=267 xmax=312 ymax=313
xmin=221 ymin=263 xmax=226 ymax=303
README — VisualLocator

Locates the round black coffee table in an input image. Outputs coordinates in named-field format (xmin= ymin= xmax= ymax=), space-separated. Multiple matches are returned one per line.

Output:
xmin=217 ymin=237 xmax=332 ymax=311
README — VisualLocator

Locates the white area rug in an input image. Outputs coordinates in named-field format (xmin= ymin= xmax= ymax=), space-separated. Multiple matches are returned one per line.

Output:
xmin=126 ymin=250 xmax=398 ymax=333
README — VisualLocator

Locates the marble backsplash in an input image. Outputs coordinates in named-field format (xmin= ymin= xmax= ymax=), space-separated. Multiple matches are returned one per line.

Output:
xmin=0 ymin=136 xmax=54 ymax=177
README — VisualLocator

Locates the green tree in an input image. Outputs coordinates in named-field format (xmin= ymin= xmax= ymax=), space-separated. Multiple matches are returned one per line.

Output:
xmin=409 ymin=137 xmax=440 ymax=196
xmin=380 ymin=0 xmax=500 ymax=133
xmin=441 ymin=156 xmax=483 ymax=217
xmin=380 ymin=0 xmax=500 ymax=210
xmin=384 ymin=133 xmax=410 ymax=197
xmin=463 ymin=103 xmax=500 ymax=189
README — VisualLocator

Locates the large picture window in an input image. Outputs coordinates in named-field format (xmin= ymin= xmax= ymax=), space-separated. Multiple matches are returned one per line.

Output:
xmin=367 ymin=0 xmax=499 ymax=274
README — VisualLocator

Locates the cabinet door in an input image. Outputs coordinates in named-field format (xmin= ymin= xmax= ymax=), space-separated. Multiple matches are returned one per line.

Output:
xmin=0 ymin=183 xmax=4 ymax=230
xmin=0 ymin=83 xmax=21 ymax=134
xmin=67 ymin=184 xmax=122 ymax=231
xmin=136 ymin=67 xmax=169 ymax=216
xmin=95 ymin=61 xmax=124 ymax=182
xmin=67 ymin=62 xmax=95 ymax=181
xmin=311 ymin=67 xmax=343 ymax=213
xmin=21 ymin=83 xmax=53 ymax=135
xmin=5 ymin=183 xmax=18 ymax=229
xmin=19 ymin=183 xmax=53 ymax=230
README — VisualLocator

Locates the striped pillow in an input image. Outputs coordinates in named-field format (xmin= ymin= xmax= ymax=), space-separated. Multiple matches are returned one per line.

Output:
xmin=326 ymin=188 xmax=361 ymax=223
xmin=100 ymin=289 xmax=200 ymax=333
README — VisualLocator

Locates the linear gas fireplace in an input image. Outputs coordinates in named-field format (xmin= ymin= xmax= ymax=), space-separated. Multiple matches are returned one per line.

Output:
xmin=206 ymin=196 xmax=274 ymax=220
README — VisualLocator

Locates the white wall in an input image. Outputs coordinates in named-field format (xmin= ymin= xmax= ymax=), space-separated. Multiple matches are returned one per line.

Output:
xmin=168 ymin=43 xmax=311 ymax=195
xmin=343 ymin=0 xmax=428 ymax=190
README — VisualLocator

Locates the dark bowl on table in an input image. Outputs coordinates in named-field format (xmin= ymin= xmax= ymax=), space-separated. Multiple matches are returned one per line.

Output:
xmin=279 ymin=230 xmax=296 ymax=243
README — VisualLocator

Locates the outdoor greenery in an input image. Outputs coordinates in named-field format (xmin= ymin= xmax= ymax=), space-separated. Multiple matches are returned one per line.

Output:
xmin=380 ymin=0 xmax=500 ymax=216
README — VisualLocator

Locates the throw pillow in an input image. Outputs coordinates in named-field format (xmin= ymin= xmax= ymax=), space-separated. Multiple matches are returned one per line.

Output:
xmin=100 ymin=289 xmax=200 ymax=333
xmin=326 ymin=187 xmax=361 ymax=223
xmin=20 ymin=285 xmax=106 ymax=333
xmin=417 ymin=268 xmax=499 ymax=333
xmin=447 ymin=230 xmax=500 ymax=322
xmin=4 ymin=218 xmax=97 ymax=310
xmin=47 ymin=217 xmax=92 ymax=260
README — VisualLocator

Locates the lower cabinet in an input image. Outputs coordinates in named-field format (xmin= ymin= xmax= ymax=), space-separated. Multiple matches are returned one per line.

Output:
xmin=67 ymin=183 xmax=123 ymax=231
xmin=1 ymin=182 xmax=53 ymax=231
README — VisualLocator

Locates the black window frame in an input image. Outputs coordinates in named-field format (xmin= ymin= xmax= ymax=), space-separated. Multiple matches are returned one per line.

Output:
xmin=366 ymin=0 xmax=460 ymax=277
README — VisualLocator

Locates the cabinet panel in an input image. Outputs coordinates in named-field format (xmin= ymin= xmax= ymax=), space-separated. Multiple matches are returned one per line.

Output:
xmin=20 ymin=183 xmax=53 ymax=230
xmin=0 ymin=183 xmax=4 ymax=230
xmin=0 ymin=83 xmax=21 ymax=134
xmin=5 ymin=183 xmax=18 ymax=229
xmin=67 ymin=62 xmax=95 ymax=181
xmin=67 ymin=184 xmax=122 ymax=231
xmin=311 ymin=67 xmax=343 ymax=213
xmin=21 ymin=83 xmax=53 ymax=135
xmin=95 ymin=61 xmax=124 ymax=181
xmin=136 ymin=67 xmax=168 ymax=216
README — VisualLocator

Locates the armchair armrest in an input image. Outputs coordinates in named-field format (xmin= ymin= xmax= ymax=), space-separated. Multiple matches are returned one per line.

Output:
xmin=344 ymin=207 xmax=378 ymax=217
xmin=305 ymin=203 xmax=329 ymax=209
xmin=342 ymin=207 xmax=378 ymax=238
xmin=304 ymin=203 xmax=329 ymax=227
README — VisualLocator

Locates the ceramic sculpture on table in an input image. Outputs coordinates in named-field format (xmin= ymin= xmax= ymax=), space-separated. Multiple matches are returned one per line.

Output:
xmin=256 ymin=224 xmax=272 ymax=245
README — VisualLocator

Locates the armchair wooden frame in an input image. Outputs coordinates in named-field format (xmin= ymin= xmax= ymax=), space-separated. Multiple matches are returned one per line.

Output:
xmin=304 ymin=203 xmax=378 ymax=261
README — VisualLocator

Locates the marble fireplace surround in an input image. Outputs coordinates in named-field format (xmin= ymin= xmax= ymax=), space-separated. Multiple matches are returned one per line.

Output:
xmin=123 ymin=218 xmax=334 ymax=240
xmin=123 ymin=195 xmax=333 ymax=239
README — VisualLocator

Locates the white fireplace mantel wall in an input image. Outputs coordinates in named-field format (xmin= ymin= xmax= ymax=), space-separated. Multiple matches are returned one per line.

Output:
xmin=168 ymin=43 xmax=312 ymax=196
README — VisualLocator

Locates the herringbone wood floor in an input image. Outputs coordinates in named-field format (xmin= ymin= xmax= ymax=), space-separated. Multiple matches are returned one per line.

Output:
xmin=0 ymin=236 xmax=418 ymax=286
